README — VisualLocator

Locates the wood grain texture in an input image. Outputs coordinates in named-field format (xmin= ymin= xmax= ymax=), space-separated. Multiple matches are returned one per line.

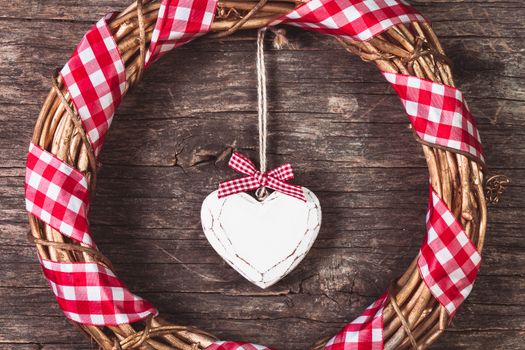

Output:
xmin=0 ymin=0 xmax=524 ymax=349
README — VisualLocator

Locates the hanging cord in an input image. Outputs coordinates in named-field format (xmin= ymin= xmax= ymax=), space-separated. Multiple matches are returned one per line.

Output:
xmin=257 ymin=28 xmax=268 ymax=173
xmin=255 ymin=28 xmax=269 ymax=200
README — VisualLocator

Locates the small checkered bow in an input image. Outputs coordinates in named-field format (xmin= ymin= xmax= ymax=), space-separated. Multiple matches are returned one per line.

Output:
xmin=218 ymin=152 xmax=306 ymax=202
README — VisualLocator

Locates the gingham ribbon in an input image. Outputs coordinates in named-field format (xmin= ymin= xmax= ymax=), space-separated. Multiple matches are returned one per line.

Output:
xmin=60 ymin=13 xmax=126 ymax=157
xmin=26 ymin=143 xmax=157 ymax=325
xmin=145 ymin=0 xmax=218 ymax=65
xmin=25 ymin=143 xmax=94 ymax=247
xmin=40 ymin=258 xmax=157 ymax=325
xmin=218 ymin=152 xmax=306 ymax=202
xmin=383 ymin=72 xmax=484 ymax=164
xmin=275 ymin=0 xmax=425 ymax=41
xmin=325 ymin=292 xmax=389 ymax=350
xmin=418 ymin=186 xmax=481 ymax=317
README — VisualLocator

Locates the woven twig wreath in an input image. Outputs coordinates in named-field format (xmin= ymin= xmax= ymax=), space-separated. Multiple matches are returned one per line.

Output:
xmin=26 ymin=1 xmax=488 ymax=349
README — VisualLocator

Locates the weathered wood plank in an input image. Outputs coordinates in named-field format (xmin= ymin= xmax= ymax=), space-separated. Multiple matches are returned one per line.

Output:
xmin=0 ymin=0 xmax=524 ymax=349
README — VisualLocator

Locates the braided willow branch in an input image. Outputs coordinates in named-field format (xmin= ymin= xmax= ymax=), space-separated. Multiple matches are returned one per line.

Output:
xmin=29 ymin=1 xmax=487 ymax=349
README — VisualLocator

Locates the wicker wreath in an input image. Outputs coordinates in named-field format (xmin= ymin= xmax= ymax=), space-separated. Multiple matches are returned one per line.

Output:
xmin=28 ymin=1 xmax=490 ymax=349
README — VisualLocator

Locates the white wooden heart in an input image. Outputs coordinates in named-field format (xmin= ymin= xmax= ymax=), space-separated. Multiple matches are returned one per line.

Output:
xmin=200 ymin=188 xmax=321 ymax=288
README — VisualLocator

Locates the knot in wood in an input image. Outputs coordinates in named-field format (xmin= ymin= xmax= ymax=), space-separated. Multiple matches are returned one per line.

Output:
xmin=485 ymin=174 xmax=510 ymax=204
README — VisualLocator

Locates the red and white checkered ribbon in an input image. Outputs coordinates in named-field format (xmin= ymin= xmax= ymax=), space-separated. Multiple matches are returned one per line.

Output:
xmin=383 ymin=72 xmax=484 ymax=163
xmin=60 ymin=14 xmax=126 ymax=157
xmin=275 ymin=0 xmax=425 ymax=41
xmin=40 ymin=258 xmax=157 ymax=325
xmin=418 ymin=186 xmax=481 ymax=317
xmin=206 ymin=342 xmax=273 ymax=350
xmin=25 ymin=143 xmax=94 ymax=247
xmin=145 ymin=0 xmax=218 ymax=65
xmin=218 ymin=152 xmax=306 ymax=202
xmin=325 ymin=292 xmax=389 ymax=350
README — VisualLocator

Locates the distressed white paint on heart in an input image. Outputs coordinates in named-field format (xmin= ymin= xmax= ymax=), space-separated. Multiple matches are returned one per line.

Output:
xmin=201 ymin=188 xmax=321 ymax=288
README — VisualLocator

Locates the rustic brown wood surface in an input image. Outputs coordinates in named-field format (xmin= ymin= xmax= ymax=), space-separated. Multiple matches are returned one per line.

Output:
xmin=0 ymin=1 xmax=524 ymax=349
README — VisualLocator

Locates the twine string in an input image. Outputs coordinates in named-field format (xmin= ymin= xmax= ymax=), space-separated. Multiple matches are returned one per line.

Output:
xmin=255 ymin=28 xmax=269 ymax=200
xmin=257 ymin=28 xmax=268 ymax=174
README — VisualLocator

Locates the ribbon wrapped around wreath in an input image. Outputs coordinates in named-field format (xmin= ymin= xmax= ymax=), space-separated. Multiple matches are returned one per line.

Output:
xmin=218 ymin=152 xmax=306 ymax=202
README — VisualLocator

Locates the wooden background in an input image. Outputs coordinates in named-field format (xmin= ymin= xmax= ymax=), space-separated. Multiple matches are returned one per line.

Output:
xmin=1 ymin=1 xmax=524 ymax=349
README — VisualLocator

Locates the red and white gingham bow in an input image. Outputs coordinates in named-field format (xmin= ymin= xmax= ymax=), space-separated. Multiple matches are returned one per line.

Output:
xmin=218 ymin=152 xmax=306 ymax=202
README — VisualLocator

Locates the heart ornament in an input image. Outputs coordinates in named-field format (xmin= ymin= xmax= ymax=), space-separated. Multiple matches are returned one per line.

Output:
xmin=201 ymin=188 xmax=321 ymax=288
